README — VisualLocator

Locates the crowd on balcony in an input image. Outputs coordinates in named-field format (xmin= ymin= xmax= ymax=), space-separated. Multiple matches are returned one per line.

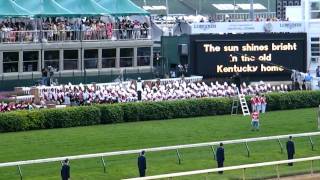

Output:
xmin=0 ymin=79 xmax=289 ymax=113
xmin=0 ymin=17 xmax=151 ymax=43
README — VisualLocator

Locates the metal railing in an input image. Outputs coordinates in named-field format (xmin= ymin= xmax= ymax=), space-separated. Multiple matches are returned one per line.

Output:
xmin=0 ymin=131 xmax=319 ymax=180
xmin=124 ymin=156 xmax=320 ymax=180
xmin=0 ymin=28 xmax=152 ymax=44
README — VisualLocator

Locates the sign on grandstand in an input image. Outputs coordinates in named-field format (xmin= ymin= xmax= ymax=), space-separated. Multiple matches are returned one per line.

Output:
xmin=189 ymin=33 xmax=307 ymax=80
xmin=190 ymin=21 xmax=305 ymax=34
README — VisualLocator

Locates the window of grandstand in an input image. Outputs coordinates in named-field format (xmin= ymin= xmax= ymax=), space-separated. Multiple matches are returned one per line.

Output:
xmin=120 ymin=48 xmax=133 ymax=67
xmin=236 ymin=4 xmax=266 ymax=10
xmin=311 ymin=37 xmax=320 ymax=58
xmin=3 ymin=52 xmax=19 ymax=73
xmin=64 ymin=50 xmax=79 ymax=70
xmin=44 ymin=51 xmax=59 ymax=71
xmin=23 ymin=51 xmax=39 ymax=72
xmin=311 ymin=1 xmax=320 ymax=19
xmin=102 ymin=49 xmax=116 ymax=68
xmin=137 ymin=47 xmax=151 ymax=66
xmin=84 ymin=49 xmax=98 ymax=69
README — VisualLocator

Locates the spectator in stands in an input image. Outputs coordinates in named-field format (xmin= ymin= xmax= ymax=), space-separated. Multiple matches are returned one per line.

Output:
xmin=251 ymin=110 xmax=260 ymax=131
xmin=316 ymin=66 xmax=320 ymax=78
xmin=297 ymin=72 xmax=305 ymax=90
xmin=304 ymin=71 xmax=313 ymax=90
xmin=291 ymin=70 xmax=299 ymax=90
xmin=216 ymin=143 xmax=225 ymax=174
xmin=61 ymin=159 xmax=70 ymax=180
xmin=137 ymin=150 xmax=147 ymax=177
xmin=41 ymin=68 xmax=48 ymax=86
xmin=286 ymin=136 xmax=295 ymax=166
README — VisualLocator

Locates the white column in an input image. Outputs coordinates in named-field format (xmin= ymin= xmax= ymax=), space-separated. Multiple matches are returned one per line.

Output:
xmin=0 ymin=52 xmax=3 ymax=74
xmin=98 ymin=48 xmax=102 ymax=69
xmin=150 ymin=47 xmax=154 ymax=67
xmin=304 ymin=0 xmax=311 ymax=70
xmin=38 ymin=50 xmax=41 ymax=71
xmin=59 ymin=49 xmax=64 ymax=71
xmin=78 ymin=49 xmax=81 ymax=70
xmin=116 ymin=48 xmax=120 ymax=68
xmin=133 ymin=47 xmax=137 ymax=67
xmin=81 ymin=49 xmax=85 ymax=70
xmin=41 ymin=50 xmax=45 ymax=69
xmin=19 ymin=51 xmax=23 ymax=73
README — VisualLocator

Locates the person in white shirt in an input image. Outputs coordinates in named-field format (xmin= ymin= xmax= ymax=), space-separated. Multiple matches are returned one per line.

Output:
xmin=137 ymin=77 xmax=143 ymax=101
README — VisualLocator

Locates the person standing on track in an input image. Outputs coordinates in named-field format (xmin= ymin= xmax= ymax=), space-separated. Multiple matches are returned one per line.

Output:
xmin=286 ymin=136 xmax=295 ymax=166
xmin=138 ymin=150 xmax=147 ymax=177
xmin=61 ymin=159 xmax=70 ymax=180
xmin=216 ymin=143 xmax=225 ymax=174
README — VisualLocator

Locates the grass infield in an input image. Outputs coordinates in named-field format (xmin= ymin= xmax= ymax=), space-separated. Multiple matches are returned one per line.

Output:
xmin=0 ymin=108 xmax=319 ymax=180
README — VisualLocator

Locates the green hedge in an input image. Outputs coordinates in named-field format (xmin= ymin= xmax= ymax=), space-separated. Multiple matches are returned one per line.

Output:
xmin=0 ymin=91 xmax=320 ymax=132
xmin=0 ymin=106 xmax=100 ymax=132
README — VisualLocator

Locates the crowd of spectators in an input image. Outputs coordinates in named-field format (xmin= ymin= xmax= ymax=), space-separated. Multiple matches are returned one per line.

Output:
xmin=199 ymin=16 xmax=287 ymax=23
xmin=0 ymin=17 xmax=150 ymax=43
xmin=1 ymin=79 xmax=290 ymax=113
xmin=0 ymin=101 xmax=34 ymax=112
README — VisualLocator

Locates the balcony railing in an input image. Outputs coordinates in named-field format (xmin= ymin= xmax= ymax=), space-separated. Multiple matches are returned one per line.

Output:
xmin=0 ymin=28 xmax=152 ymax=44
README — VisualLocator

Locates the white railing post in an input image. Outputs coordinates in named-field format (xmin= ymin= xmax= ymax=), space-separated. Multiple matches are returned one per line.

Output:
xmin=276 ymin=164 xmax=280 ymax=179
xmin=277 ymin=138 xmax=284 ymax=154
xmin=242 ymin=168 xmax=246 ymax=180
xmin=176 ymin=149 xmax=182 ymax=165
xmin=244 ymin=142 xmax=250 ymax=157
xmin=101 ymin=156 xmax=106 ymax=173
xmin=309 ymin=136 xmax=315 ymax=151
xmin=17 ymin=165 xmax=22 ymax=180
xmin=210 ymin=146 xmax=216 ymax=160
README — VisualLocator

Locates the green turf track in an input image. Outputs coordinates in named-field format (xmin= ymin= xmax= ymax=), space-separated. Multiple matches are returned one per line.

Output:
xmin=0 ymin=108 xmax=320 ymax=180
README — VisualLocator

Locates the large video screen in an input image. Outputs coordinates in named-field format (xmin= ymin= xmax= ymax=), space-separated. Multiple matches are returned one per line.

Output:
xmin=192 ymin=33 xmax=307 ymax=80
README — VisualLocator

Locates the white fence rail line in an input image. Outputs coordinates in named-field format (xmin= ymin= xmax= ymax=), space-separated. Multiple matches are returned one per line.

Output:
xmin=124 ymin=156 xmax=320 ymax=180
xmin=0 ymin=131 xmax=319 ymax=168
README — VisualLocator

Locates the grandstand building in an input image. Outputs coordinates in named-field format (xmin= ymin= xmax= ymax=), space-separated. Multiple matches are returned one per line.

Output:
xmin=0 ymin=0 xmax=319 ymax=90
xmin=0 ymin=0 xmax=154 ymax=90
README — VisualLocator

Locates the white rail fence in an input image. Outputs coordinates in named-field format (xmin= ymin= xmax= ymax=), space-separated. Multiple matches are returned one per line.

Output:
xmin=0 ymin=131 xmax=319 ymax=178
xmin=124 ymin=156 xmax=320 ymax=180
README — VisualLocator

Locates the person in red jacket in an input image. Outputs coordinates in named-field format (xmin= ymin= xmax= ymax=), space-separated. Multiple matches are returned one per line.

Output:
xmin=251 ymin=110 xmax=260 ymax=131
xmin=255 ymin=94 xmax=261 ymax=113
xmin=250 ymin=96 xmax=256 ymax=112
